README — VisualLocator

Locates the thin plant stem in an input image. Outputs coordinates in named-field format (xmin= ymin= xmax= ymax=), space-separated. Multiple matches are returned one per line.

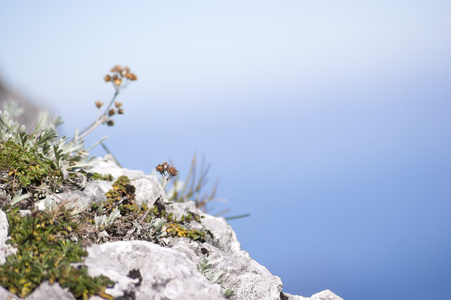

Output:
xmin=73 ymin=91 xmax=119 ymax=142
xmin=76 ymin=117 xmax=106 ymax=141
xmin=138 ymin=178 xmax=168 ymax=224
xmin=225 ymin=214 xmax=251 ymax=221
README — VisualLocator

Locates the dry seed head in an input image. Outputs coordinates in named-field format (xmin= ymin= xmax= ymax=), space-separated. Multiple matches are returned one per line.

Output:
xmin=156 ymin=163 xmax=166 ymax=174
xmin=111 ymin=65 xmax=122 ymax=73
xmin=105 ymin=65 xmax=137 ymax=89
xmin=125 ymin=73 xmax=137 ymax=81
xmin=117 ymin=108 xmax=124 ymax=115
xmin=114 ymin=101 xmax=123 ymax=108
xmin=108 ymin=108 xmax=116 ymax=116
xmin=95 ymin=100 xmax=104 ymax=109
xmin=156 ymin=162 xmax=169 ymax=174
xmin=106 ymin=119 xmax=115 ymax=127
xmin=167 ymin=166 xmax=178 ymax=177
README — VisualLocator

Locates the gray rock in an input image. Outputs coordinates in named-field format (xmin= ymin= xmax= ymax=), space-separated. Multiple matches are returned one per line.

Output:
xmin=25 ymin=282 xmax=75 ymax=300
xmin=282 ymin=290 xmax=343 ymax=300
xmin=169 ymin=238 xmax=283 ymax=300
xmin=84 ymin=241 xmax=225 ymax=300
xmin=0 ymin=285 xmax=19 ymax=300
xmin=0 ymin=210 xmax=16 ymax=264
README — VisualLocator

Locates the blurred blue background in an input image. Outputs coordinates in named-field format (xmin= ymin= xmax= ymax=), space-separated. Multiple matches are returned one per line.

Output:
xmin=1 ymin=1 xmax=450 ymax=299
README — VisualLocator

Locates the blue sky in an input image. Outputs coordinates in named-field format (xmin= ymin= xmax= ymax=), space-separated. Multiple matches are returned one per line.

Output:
xmin=1 ymin=1 xmax=450 ymax=299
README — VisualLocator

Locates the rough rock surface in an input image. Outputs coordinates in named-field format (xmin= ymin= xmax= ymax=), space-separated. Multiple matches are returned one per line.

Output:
xmin=84 ymin=241 xmax=225 ymax=300
xmin=0 ymin=210 xmax=16 ymax=264
xmin=282 ymin=290 xmax=344 ymax=300
xmin=0 ymin=156 xmax=343 ymax=300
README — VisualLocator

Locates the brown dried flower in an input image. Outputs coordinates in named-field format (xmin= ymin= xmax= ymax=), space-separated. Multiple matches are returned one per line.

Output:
xmin=106 ymin=119 xmax=115 ymax=127
xmin=95 ymin=100 xmax=104 ymax=109
xmin=117 ymin=108 xmax=124 ymax=115
xmin=125 ymin=73 xmax=137 ymax=81
xmin=114 ymin=101 xmax=123 ymax=108
xmin=156 ymin=162 xmax=167 ymax=174
xmin=156 ymin=162 xmax=177 ymax=179
xmin=108 ymin=108 xmax=116 ymax=116
xmin=111 ymin=65 xmax=122 ymax=73
xmin=104 ymin=65 xmax=137 ymax=90
xmin=167 ymin=166 xmax=178 ymax=177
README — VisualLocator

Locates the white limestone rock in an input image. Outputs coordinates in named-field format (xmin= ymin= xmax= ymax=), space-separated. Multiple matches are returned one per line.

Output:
xmin=282 ymin=290 xmax=343 ymax=300
xmin=0 ymin=210 xmax=16 ymax=264
xmin=25 ymin=282 xmax=75 ymax=300
xmin=0 ymin=285 xmax=19 ymax=300
xmin=84 ymin=241 xmax=225 ymax=300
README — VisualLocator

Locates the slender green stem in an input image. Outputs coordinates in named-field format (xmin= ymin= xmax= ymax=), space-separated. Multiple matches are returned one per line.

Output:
xmin=224 ymin=214 xmax=251 ymax=221
xmin=138 ymin=178 xmax=168 ymax=224
xmin=73 ymin=91 xmax=119 ymax=142
xmin=77 ymin=117 xmax=106 ymax=141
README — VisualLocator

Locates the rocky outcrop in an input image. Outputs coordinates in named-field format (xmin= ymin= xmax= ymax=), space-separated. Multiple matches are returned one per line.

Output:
xmin=0 ymin=155 xmax=342 ymax=300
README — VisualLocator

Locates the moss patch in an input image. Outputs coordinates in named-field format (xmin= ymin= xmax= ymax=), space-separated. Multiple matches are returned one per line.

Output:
xmin=0 ymin=207 xmax=114 ymax=299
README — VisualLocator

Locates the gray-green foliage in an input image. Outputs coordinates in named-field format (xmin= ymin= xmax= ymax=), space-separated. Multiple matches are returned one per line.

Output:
xmin=94 ymin=207 xmax=121 ymax=230
xmin=7 ymin=190 xmax=30 ymax=206
xmin=197 ymin=256 xmax=234 ymax=298
xmin=148 ymin=217 xmax=166 ymax=239
xmin=0 ymin=101 xmax=95 ymax=177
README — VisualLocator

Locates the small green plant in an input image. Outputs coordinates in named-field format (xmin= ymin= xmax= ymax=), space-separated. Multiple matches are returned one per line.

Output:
xmin=88 ymin=172 xmax=114 ymax=181
xmin=0 ymin=101 xmax=91 ymax=174
xmin=105 ymin=175 xmax=136 ymax=205
xmin=0 ymin=207 xmax=114 ymax=299
xmin=0 ymin=140 xmax=64 ymax=204
xmin=197 ymin=255 xmax=234 ymax=298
